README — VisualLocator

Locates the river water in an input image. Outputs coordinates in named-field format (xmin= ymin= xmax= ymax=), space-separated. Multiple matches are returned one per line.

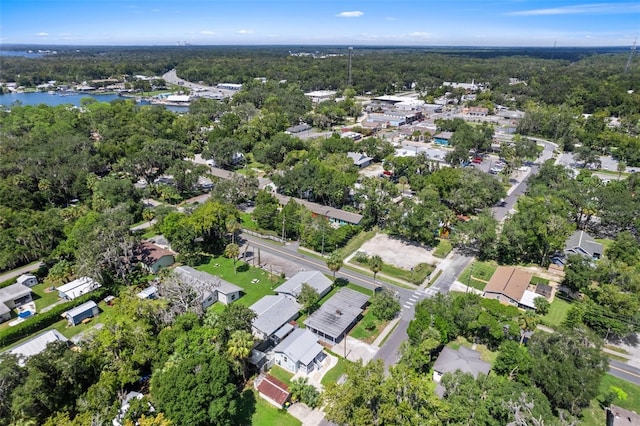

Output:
xmin=0 ymin=91 xmax=189 ymax=113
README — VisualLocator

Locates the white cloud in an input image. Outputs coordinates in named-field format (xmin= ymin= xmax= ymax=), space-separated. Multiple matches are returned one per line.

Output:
xmin=336 ymin=11 xmax=364 ymax=18
xmin=507 ymin=3 xmax=640 ymax=16
xmin=408 ymin=32 xmax=431 ymax=38
xmin=385 ymin=16 xmax=397 ymax=21
xmin=35 ymin=32 xmax=48 ymax=37
xmin=200 ymin=30 xmax=216 ymax=35
xmin=236 ymin=29 xmax=253 ymax=34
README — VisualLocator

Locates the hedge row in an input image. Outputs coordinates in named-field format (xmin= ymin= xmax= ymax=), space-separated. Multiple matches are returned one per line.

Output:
xmin=0 ymin=288 xmax=108 ymax=348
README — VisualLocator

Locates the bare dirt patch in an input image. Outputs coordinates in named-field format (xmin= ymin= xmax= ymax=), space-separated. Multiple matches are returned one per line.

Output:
xmin=357 ymin=234 xmax=440 ymax=270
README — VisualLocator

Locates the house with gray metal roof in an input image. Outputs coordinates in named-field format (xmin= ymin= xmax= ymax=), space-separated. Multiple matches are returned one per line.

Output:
xmin=432 ymin=346 xmax=491 ymax=396
xmin=273 ymin=193 xmax=363 ymax=226
xmin=0 ymin=283 xmax=32 ymax=310
xmin=8 ymin=329 xmax=69 ymax=365
xmin=173 ymin=266 xmax=242 ymax=308
xmin=250 ymin=295 xmax=301 ymax=341
xmin=272 ymin=328 xmax=325 ymax=374
xmin=62 ymin=300 xmax=100 ymax=326
xmin=275 ymin=270 xmax=332 ymax=299
xmin=304 ymin=287 xmax=369 ymax=344
xmin=57 ymin=277 xmax=101 ymax=301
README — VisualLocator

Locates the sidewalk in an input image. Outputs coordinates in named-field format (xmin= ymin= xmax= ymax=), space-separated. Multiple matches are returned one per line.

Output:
xmin=342 ymin=251 xmax=418 ymax=289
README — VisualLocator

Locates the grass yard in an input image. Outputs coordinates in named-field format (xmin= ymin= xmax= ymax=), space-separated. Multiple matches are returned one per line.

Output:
xmin=581 ymin=374 xmax=640 ymax=426
xmin=530 ymin=276 xmax=550 ymax=286
xmin=321 ymin=357 xmax=352 ymax=386
xmin=458 ymin=261 xmax=497 ymax=291
xmin=197 ymin=256 xmax=284 ymax=308
xmin=336 ymin=228 xmax=377 ymax=258
xmin=349 ymin=308 xmax=388 ymax=344
xmin=234 ymin=389 xmax=300 ymax=426
xmin=352 ymin=257 xmax=429 ymax=286
xmin=541 ymin=297 xmax=571 ymax=328
xmin=239 ymin=212 xmax=259 ymax=231
xmin=433 ymin=239 xmax=453 ymax=259
xmin=269 ymin=365 xmax=295 ymax=386
xmin=31 ymin=283 xmax=60 ymax=310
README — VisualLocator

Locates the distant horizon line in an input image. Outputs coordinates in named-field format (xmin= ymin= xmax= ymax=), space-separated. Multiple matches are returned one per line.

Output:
xmin=0 ymin=43 xmax=634 ymax=50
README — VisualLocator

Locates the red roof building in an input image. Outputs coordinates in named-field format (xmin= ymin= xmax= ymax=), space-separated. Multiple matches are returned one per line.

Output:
xmin=255 ymin=374 xmax=291 ymax=408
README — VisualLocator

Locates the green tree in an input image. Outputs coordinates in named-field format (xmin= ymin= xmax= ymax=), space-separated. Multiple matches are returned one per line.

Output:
xmin=205 ymin=303 xmax=256 ymax=345
xmin=289 ymin=377 xmax=320 ymax=408
xmin=518 ymin=311 xmax=539 ymax=344
xmin=528 ymin=328 xmax=607 ymax=415
xmin=224 ymin=242 xmax=240 ymax=274
xmin=252 ymin=190 xmax=279 ymax=230
xmin=370 ymin=288 xmax=401 ymax=321
xmin=226 ymin=330 xmax=254 ymax=381
xmin=326 ymin=251 xmax=344 ymax=280
xmin=151 ymin=352 xmax=238 ymax=426
xmin=0 ymin=354 xmax=26 ymax=424
xmin=298 ymin=283 xmax=320 ymax=315
xmin=369 ymin=255 xmax=383 ymax=291
xmin=533 ymin=297 xmax=550 ymax=315
xmin=493 ymin=340 xmax=533 ymax=383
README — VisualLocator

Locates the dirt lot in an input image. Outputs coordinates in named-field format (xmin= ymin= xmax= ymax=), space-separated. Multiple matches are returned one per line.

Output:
xmin=356 ymin=233 xmax=440 ymax=270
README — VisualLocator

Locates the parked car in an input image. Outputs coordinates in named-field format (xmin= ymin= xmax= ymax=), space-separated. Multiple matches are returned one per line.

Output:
xmin=472 ymin=157 xmax=483 ymax=164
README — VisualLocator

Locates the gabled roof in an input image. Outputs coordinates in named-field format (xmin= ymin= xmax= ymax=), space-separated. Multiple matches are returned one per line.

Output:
xmin=273 ymin=328 xmax=323 ymax=366
xmin=483 ymin=266 xmax=532 ymax=303
xmin=16 ymin=274 xmax=37 ymax=285
xmin=304 ymin=288 xmax=369 ymax=339
xmin=174 ymin=266 xmax=241 ymax=296
xmin=57 ymin=277 xmax=101 ymax=300
xmin=137 ymin=241 xmax=175 ymax=265
xmin=564 ymin=230 xmax=603 ymax=258
xmin=273 ymin=193 xmax=363 ymax=225
xmin=433 ymin=346 xmax=491 ymax=378
xmin=8 ymin=329 xmax=68 ymax=362
xmin=256 ymin=375 xmax=290 ymax=406
xmin=63 ymin=300 xmax=97 ymax=319
xmin=0 ymin=283 xmax=31 ymax=304
xmin=250 ymin=295 xmax=301 ymax=337
xmin=275 ymin=271 xmax=332 ymax=298
xmin=434 ymin=131 xmax=454 ymax=140
xmin=347 ymin=152 xmax=374 ymax=167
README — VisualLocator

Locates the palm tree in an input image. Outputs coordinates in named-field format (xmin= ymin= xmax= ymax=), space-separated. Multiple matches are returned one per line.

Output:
xmin=224 ymin=243 xmax=240 ymax=274
xmin=226 ymin=218 xmax=241 ymax=245
xmin=326 ymin=252 xmax=344 ymax=280
xmin=398 ymin=176 xmax=408 ymax=194
xmin=227 ymin=330 xmax=254 ymax=380
xmin=518 ymin=311 xmax=539 ymax=345
xmin=369 ymin=255 xmax=383 ymax=294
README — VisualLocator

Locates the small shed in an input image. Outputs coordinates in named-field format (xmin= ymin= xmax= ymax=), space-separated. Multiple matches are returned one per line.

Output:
xmin=136 ymin=286 xmax=158 ymax=300
xmin=57 ymin=277 xmax=101 ymax=301
xmin=16 ymin=274 xmax=38 ymax=287
xmin=62 ymin=300 xmax=100 ymax=326
xmin=255 ymin=374 xmax=291 ymax=408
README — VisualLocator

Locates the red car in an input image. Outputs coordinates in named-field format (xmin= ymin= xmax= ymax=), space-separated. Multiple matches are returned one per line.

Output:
xmin=472 ymin=157 xmax=483 ymax=164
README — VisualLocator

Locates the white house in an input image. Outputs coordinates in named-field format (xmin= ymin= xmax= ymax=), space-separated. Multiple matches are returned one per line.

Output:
xmin=272 ymin=328 xmax=325 ymax=374
xmin=250 ymin=295 xmax=300 ymax=341
xmin=173 ymin=266 xmax=242 ymax=309
xmin=16 ymin=274 xmax=38 ymax=287
xmin=8 ymin=329 xmax=69 ymax=365
xmin=57 ymin=277 xmax=101 ymax=301
xmin=275 ymin=270 xmax=332 ymax=300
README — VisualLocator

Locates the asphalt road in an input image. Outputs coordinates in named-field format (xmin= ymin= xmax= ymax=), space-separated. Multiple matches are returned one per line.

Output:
xmin=609 ymin=360 xmax=640 ymax=386
xmin=0 ymin=261 xmax=44 ymax=284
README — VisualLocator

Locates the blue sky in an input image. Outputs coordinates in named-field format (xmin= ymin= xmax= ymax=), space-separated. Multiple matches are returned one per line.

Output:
xmin=1 ymin=0 xmax=638 ymax=46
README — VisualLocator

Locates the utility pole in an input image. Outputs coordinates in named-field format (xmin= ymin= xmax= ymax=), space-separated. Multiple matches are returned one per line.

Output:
xmin=281 ymin=214 xmax=286 ymax=243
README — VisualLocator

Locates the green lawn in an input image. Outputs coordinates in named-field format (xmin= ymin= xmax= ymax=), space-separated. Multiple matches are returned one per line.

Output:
xmin=581 ymin=374 xmax=640 ymax=426
xmin=335 ymin=228 xmax=377 ymax=258
xmin=196 ymin=256 xmax=284 ymax=308
xmin=459 ymin=261 xmax=497 ymax=291
xmin=433 ymin=239 xmax=453 ymax=259
xmin=321 ymin=357 xmax=352 ymax=386
xmin=31 ymin=283 xmax=60 ymax=310
xmin=349 ymin=308 xmax=387 ymax=344
xmin=234 ymin=389 xmax=300 ymax=426
xmin=240 ymin=212 xmax=259 ymax=231
xmin=352 ymin=258 xmax=429 ymax=286
xmin=530 ymin=276 xmax=550 ymax=286
xmin=269 ymin=365 xmax=295 ymax=386
xmin=541 ymin=297 xmax=571 ymax=328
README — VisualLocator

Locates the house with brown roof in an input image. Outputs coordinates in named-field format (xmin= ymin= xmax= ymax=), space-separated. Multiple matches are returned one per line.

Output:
xmin=483 ymin=266 xmax=541 ymax=309
xmin=137 ymin=241 xmax=175 ymax=274
xmin=255 ymin=374 xmax=291 ymax=408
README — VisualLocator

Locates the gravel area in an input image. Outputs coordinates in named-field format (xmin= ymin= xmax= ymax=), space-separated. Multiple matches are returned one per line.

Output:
xmin=357 ymin=233 xmax=440 ymax=270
